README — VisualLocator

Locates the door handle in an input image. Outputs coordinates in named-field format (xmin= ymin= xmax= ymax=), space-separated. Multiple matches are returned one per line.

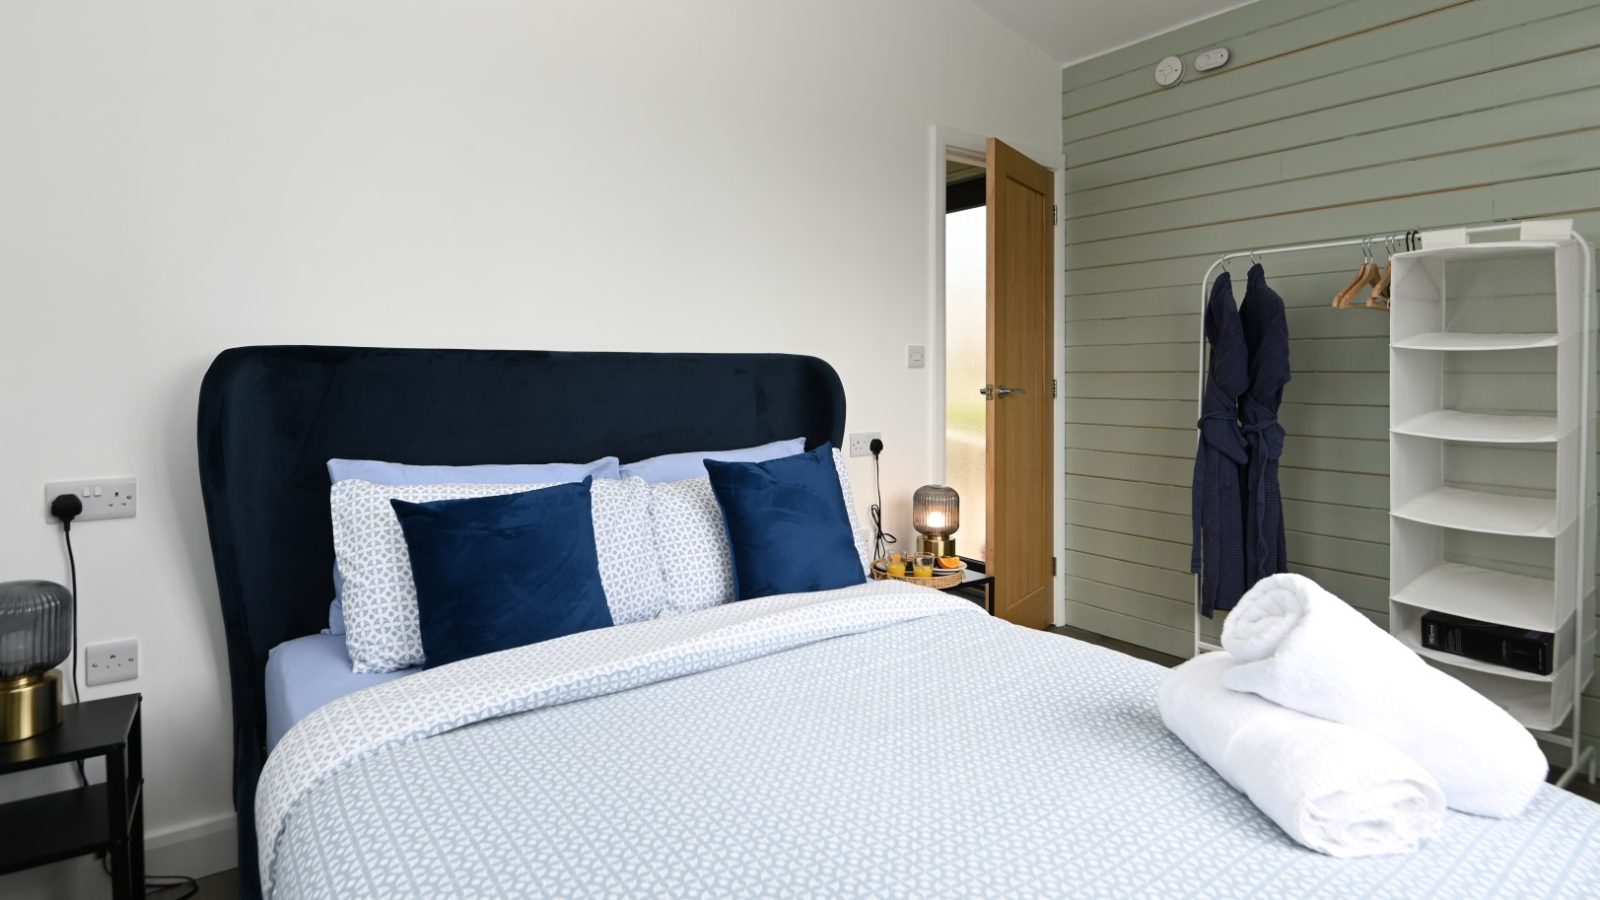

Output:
xmin=979 ymin=384 xmax=1027 ymax=399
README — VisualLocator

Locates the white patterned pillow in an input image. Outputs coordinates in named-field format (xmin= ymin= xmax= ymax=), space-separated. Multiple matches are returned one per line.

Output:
xmin=832 ymin=448 xmax=872 ymax=575
xmin=648 ymin=476 xmax=736 ymax=615
xmin=650 ymin=449 xmax=871 ymax=616
xmin=585 ymin=476 xmax=666 ymax=625
xmin=332 ymin=476 xmax=664 ymax=673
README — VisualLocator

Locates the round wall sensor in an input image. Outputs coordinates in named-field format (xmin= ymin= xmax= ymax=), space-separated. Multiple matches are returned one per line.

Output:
xmin=1154 ymin=55 xmax=1183 ymax=87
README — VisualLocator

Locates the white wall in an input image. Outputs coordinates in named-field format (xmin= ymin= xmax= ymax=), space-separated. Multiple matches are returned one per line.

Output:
xmin=0 ymin=0 xmax=1057 ymax=891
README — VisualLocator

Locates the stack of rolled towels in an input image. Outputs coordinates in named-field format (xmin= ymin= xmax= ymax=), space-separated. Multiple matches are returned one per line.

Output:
xmin=1160 ymin=573 xmax=1548 ymax=858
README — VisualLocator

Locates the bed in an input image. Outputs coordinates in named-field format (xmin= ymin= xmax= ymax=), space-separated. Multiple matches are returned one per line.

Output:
xmin=198 ymin=346 xmax=1600 ymax=899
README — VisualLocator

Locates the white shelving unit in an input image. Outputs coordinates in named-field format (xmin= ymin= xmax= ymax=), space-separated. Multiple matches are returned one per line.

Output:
xmin=1388 ymin=223 xmax=1597 ymax=781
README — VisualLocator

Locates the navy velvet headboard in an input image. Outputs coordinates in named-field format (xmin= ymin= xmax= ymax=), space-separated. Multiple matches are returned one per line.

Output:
xmin=196 ymin=345 xmax=846 ymax=893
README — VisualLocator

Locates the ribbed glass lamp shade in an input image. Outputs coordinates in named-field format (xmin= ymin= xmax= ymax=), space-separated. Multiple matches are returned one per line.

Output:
xmin=0 ymin=581 xmax=72 ymax=679
xmin=912 ymin=484 xmax=960 ymax=537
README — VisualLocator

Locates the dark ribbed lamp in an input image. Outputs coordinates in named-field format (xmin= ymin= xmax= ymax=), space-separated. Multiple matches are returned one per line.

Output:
xmin=912 ymin=484 xmax=960 ymax=558
xmin=0 ymin=580 xmax=73 ymax=742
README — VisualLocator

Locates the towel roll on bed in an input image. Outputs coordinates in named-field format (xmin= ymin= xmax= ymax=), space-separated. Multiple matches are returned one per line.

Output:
xmin=1159 ymin=651 xmax=1444 ymax=857
xmin=1222 ymin=573 xmax=1548 ymax=818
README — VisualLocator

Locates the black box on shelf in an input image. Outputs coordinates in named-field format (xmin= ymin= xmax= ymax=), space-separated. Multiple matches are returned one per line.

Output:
xmin=1420 ymin=611 xmax=1553 ymax=676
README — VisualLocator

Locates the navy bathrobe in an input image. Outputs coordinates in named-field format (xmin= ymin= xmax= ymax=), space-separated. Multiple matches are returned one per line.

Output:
xmin=1239 ymin=263 xmax=1290 ymax=585
xmin=1191 ymin=273 xmax=1250 ymax=617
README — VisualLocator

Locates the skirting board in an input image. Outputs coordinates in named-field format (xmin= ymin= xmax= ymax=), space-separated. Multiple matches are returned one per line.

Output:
xmin=0 ymin=811 xmax=235 ymax=898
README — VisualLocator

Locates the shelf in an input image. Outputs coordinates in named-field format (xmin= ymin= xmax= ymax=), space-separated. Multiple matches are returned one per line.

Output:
xmin=1391 ymin=487 xmax=1559 ymax=537
xmin=1392 ymin=562 xmax=1556 ymax=631
xmin=0 ymin=695 xmax=139 ymax=776
xmin=1410 ymin=643 xmax=1554 ymax=682
xmin=1397 ymin=240 xmax=1564 ymax=262
xmin=1390 ymin=410 xmax=1562 ymax=444
xmin=1386 ymin=229 xmax=1592 ymax=741
xmin=1392 ymin=332 xmax=1560 ymax=351
xmin=0 ymin=784 xmax=109 ymax=874
xmin=1437 ymin=660 xmax=1576 ymax=734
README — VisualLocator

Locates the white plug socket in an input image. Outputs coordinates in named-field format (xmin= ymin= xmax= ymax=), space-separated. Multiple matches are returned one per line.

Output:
xmin=85 ymin=638 xmax=139 ymax=686
xmin=848 ymin=432 xmax=881 ymax=458
xmin=45 ymin=477 xmax=137 ymax=523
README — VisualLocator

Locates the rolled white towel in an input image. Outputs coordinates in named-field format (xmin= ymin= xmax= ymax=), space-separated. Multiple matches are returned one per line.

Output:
xmin=1160 ymin=651 xmax=1444 ymax=857
xmin=1221 ymin=573 xmax=1547 ymax=818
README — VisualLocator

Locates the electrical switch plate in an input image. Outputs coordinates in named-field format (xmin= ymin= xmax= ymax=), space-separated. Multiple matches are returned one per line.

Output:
xmin=848 ymin=432 xmax=881 ymax=458
xmin=906 ymin=345 xmax=925 ymax=369
xmin=85 ymin=638 xmax=139 ymax=686
xmin=1154 ymin=55 xmax=1183 ymax=87
xmin=44 ymin=477 xmax=138 ymax=523
xmin=1194 ymin=47 xmax=1230 ymax=72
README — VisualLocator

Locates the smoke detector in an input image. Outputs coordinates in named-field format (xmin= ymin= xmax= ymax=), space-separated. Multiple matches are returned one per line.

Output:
xmin=1154 ymin=55 xmax=1183 ymax=87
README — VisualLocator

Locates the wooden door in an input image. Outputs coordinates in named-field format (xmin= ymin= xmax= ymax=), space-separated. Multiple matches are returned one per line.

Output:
xmin=985 ymin=138 xmax=1053 ymax=629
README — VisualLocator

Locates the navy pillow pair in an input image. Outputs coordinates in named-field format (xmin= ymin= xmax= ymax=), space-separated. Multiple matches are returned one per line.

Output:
xmin=390 ymin=444 xmax=864 ymax=668
xmin=705 ymin=443 xmax=865 ymax=601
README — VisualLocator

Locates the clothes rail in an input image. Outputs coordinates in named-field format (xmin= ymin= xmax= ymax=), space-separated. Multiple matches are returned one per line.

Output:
xmin=1191 ymin=221 xmax=1538 ymax=656
xmin=1190 ymin=219 xmax=1596 ymax=789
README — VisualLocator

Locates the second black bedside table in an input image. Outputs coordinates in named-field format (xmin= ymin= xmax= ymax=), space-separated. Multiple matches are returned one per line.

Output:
xmin=941 ymin=565 xmax=995 ymax=614
xmin=0 ymin=694 xmax=143 ymax=898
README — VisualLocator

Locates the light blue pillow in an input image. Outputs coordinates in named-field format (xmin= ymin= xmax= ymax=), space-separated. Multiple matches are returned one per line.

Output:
xmin=326 ymin=455 xmax=621 ymax=608
xmin=619 ymin=438 xmax=805 ymax=483
xmin=327 ymin=456 xmax=620 ymax=485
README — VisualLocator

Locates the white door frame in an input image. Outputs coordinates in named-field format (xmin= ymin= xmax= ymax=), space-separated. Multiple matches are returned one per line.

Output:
xmin=928 ymin=125 xmax=1067 ymax=626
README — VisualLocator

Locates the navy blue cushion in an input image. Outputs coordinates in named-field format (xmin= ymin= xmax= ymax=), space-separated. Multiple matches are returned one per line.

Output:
xmin=704 ymin=444 xmax=865 ymax=601
xmin=390 ymin=479 xmax=613 ymax=669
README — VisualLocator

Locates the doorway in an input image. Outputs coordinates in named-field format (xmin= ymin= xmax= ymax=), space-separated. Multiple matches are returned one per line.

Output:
xmin=944 ymin=160 xmax=988 ymax=561
xmin=935 ymin=136 xmax=1059 ymax=629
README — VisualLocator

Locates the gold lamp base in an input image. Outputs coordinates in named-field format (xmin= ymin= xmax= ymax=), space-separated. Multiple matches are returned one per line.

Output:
xmin=0 ymin=670 xmax=64 ymax=743
xmin=917 ymin=534 xmax=956 ymax=558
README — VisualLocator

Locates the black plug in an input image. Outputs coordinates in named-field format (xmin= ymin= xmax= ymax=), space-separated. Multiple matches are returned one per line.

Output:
xmin=50 ymin=494 xmax=83 ymax=532
xmin=869 ymin=438 xmax=884 ymax=457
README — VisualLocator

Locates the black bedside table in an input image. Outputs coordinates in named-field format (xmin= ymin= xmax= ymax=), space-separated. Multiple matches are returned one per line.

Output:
xmin=0 ymin=694 xmax=143 ymax=898
xmin=942 ymin=564 xmax=995 ymax=614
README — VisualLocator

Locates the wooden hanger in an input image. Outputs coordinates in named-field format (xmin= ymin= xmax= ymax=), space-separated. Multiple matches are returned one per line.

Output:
xmin=1365 ymin=234 xmax=1395 ymax=312
xmin=1331 ymin=238 xmax=1380 ymax=308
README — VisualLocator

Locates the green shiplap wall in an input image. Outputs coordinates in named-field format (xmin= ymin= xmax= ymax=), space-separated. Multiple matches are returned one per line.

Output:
xmin=1060 ymin=0 xmax=1600 ymax=754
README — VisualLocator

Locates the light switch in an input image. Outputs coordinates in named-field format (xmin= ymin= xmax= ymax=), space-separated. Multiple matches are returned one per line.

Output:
xmin=907 ymin=345 xmax=926 ymax=369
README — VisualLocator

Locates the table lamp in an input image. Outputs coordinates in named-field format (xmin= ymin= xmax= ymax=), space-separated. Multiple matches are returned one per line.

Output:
xmin=912 ymin=484 xmax=959 ymax=557
xmin=0 ymin=580 xmax=73 ymax=742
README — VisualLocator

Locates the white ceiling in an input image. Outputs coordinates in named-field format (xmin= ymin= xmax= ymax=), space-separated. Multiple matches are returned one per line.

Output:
xmin=968 ymin=0 xmax=1259 ymax=67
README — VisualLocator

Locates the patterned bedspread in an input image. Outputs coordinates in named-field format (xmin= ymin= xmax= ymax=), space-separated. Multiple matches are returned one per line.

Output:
xmin=260 ymin=582 xmax=1600 ymax=898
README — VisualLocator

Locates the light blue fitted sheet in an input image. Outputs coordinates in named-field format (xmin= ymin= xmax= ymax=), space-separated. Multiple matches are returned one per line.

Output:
xmin=264 ymin=634 xmax=413 ymax=751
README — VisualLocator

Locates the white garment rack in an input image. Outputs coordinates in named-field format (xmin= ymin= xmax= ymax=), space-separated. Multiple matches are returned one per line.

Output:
xmin=1191 ymin=220 xmax=1596 ymax=787
xmin=1193 ymin=227 xmax=1430 ymax=656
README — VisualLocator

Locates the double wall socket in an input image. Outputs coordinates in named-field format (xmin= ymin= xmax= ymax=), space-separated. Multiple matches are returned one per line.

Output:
xmin=45 ymin=477 xmax=137 ymax=523
xmin=848 ymin=432 xmax=881 ymax=458
xmin=85 ymin=638 xmax=139 ymax=686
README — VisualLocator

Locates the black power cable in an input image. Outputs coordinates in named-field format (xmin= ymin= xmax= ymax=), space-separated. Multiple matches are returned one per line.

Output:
xmin=50 ymin=495 xmax=200 ymax=900
xmin=49 ymin=494 xmax=89 ymax=789
xmin=868 ymin=439 xmax=897 ymax=560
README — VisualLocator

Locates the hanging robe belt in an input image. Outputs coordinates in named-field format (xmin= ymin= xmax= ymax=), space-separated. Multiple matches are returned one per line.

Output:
xmin=1240 ymin=396 xmax=1287 ymax=582
xmin=1191 ymin=404 xmax=1249 ymax=615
